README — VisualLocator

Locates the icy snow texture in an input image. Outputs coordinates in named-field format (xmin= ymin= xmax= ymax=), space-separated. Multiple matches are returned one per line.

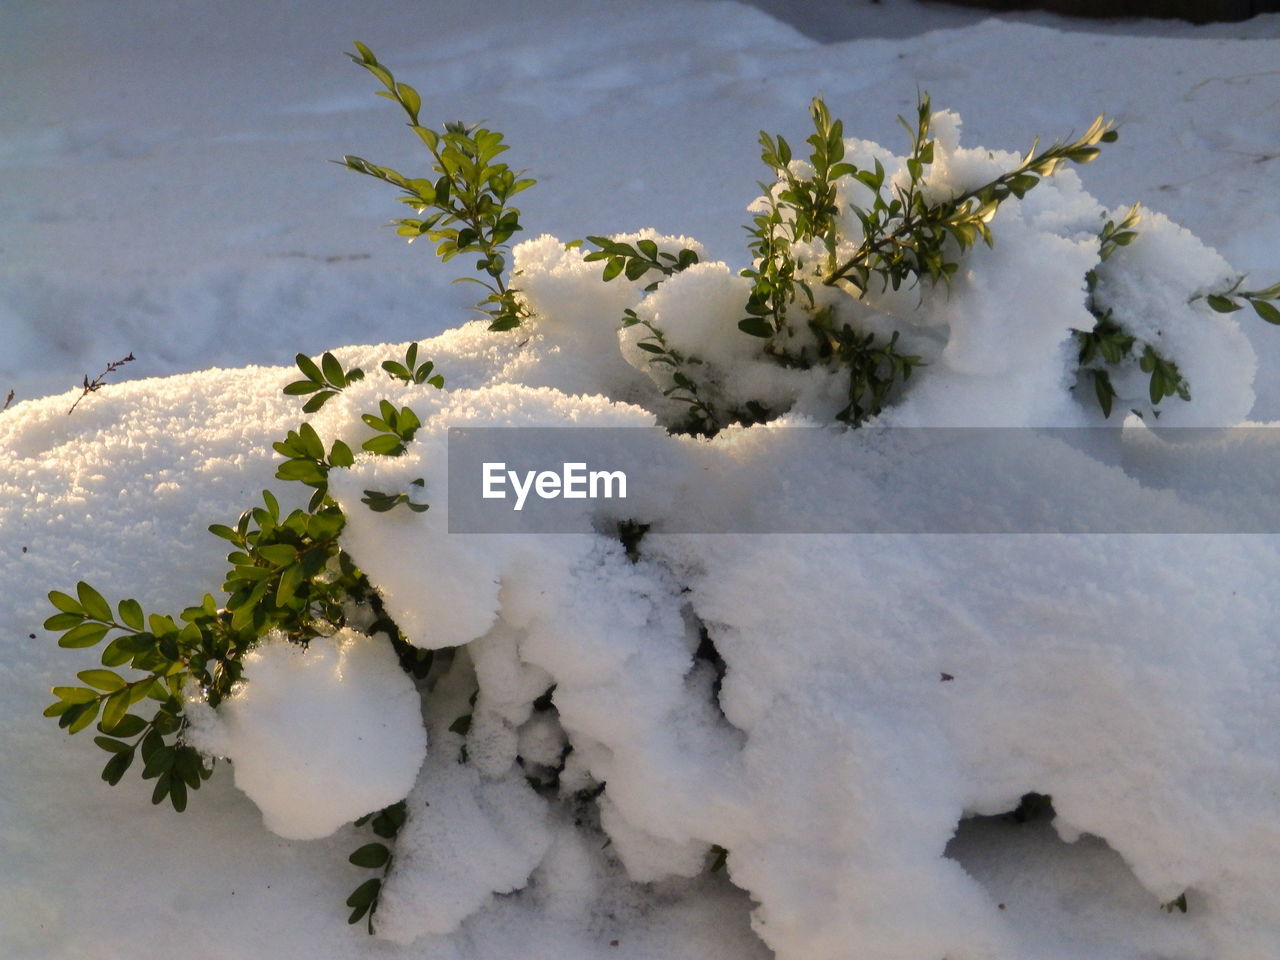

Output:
xmin=187 ymin=629 xmax=428 ymax=840
xmin=376 ymin=746 xmax=553 ymax=942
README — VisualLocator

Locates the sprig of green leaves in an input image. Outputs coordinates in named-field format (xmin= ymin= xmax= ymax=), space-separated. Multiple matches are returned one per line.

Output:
xmin=343 ymin=43 xmax=534 ymax=331
xmin=347 ymin=800 xmax=407 ymax=931
xmin=584 ymin=237 xmax=700 ymax=292
xmin=1201 ymin=278 xmax=1280 ymax=325
xmin=381 ymin=342 xmax=445 ymax=387
xmin=621 ymin=308 xmax=717 ymax=433
xmin=285 ymin=352 xmax=366 ymax=413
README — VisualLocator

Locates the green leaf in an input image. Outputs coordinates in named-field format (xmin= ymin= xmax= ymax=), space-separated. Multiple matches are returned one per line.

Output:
xmin=101 ymin=690 xmax=130 ymax=732
xmin=1206 ymin=295 xmax=1242 ymax=313
xmin=346 ymin=878 xmax=382 ymax=912
xmin=303 ymin=391 xmax=338 ymax=413
xmin=104 ymin=713 xmax=147 ymax=738
xmin=276 ymin=563 xmax=305 ymax=606
xmin=76 ymin=582 xmax=113 ymax=622
xmin=362 ymin=434 xmax=404 ymax=457
xmin=151 ymin=773 xmax=171 ymax=806
xmin=487 ymin=315 xmax=521 ymax=332
xmin=329 ymin=439 xmax=355 ymax=467
xmin=1251 ymin=299 xmax=1280 ymax=325
xmin=396 ymin=82 xmax=421 ymax=119
xmin=67 ymin=699 xmax=101 ymax=734
xmin=349 ymin=843 xmax=391 ymax=868
xmin=320 ymin=353 xmax=346 ymax=388
xmin=48 ymin=590 xmax=84 ymax=616
xmin=44 ymin=612 xmax=85 ymax=631
xmin=59 ymin=622 xmax=111 ymax=649
xmin=51 ymin=685 xmax=99 ymax=704
xmin=143 ymin=744 xmax=176 ymax=779
xmin=94 ymin=736 xmax=132 ymax=754
xmin=738 ymin=317 xmax=774 ymax=338
xmin=117 ymin=598 xmax=145 ymax=631
xmin=257 ymin=544 xmax=299 ymax=567
xmin=77 ymin=669 xmax=125 ymax=692
xmin=295 ymin=353 xmax=324 ymax=383
xmin=101 ymin=750 xmax=133 ymax=786
xmin=208 ymin=523 xmax=240 ymax=543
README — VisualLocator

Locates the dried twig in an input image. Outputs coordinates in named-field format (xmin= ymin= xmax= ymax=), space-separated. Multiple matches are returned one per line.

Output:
xmin=68 ymin=353 xmax=135 ymax=415
xmin=2 ymin=389 xmax=13 ymax=411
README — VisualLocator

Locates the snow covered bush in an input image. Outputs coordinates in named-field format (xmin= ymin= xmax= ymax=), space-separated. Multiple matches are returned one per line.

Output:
xmin=40 ymin=42 xmax=1280 ymax=959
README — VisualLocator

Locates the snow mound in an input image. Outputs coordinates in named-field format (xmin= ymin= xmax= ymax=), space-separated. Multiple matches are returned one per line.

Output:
xmin=187 ymin=629 xmax=428 ymax=840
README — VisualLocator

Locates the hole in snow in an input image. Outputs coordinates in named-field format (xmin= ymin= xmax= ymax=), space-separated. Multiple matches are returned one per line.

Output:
xmin=945 ymin=793 xmax=1205 ymax=959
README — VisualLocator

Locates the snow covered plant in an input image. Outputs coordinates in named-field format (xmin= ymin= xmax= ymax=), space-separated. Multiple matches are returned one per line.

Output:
xmin=43 ymin=344 xmax=442 ymax=928
xmin=39 ymin=43 xmax=1280 ymax=948
xmin=341 ymin=45 xmax=1279 ymax=434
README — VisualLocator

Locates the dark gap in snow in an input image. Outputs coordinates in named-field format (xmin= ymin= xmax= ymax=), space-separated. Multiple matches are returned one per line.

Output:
xmin=693 ymin=622 xmax=729 ymax=711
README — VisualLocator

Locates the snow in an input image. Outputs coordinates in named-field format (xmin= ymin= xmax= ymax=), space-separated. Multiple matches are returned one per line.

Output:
xmin=185 ymin=629 xmax=429 ymax=840
xmin=3 ymin=2 xmax=1280 ymax=960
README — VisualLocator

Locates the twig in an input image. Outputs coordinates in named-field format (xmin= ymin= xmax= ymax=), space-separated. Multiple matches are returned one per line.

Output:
xmin=68 ymin=353 xmax=135 ymax=415
xmin=2 ymin=389 xmax=13 ymax=411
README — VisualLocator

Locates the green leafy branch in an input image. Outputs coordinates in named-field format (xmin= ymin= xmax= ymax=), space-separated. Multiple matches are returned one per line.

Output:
xmin=823 ymin=108 xmax=1118 ymax=294
xmin=1098 ymin=203 xmax=1141 ymax=262
xmin=343 ymin=43 xmax=535 ymax=331
xmin=285 ymin=351 xmax=366 ymax=413
xmin=809 ymin=317 xmax=923 ymax=427
xmin=621 ymin=307 xmax=718 ymax=433
xmin=382 ymin=342 xmax=445 ymax=386
xmin=43 ymin=584 xmax=231 ymax=811
xmin=1075 ymin=209 xmax=1191 ymax=419
xmin=347 ymin=800 xmax=407 ymax=931
xmin=274 ymin=422 xmax=355 ymax=511
xmin=584 ymin=236 xmax=700 ymax=291
xmin=738 ymin=96 xmax=856 ymax=339
xmin=1201 ymin=278 xmax=1280 ymax=325
xmin=361 ymin=399 xmax=422 ymax=457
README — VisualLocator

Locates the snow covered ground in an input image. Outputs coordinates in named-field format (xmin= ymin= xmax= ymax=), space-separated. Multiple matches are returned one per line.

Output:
xmin=3 ymin=2 xmax=1280 ymax=959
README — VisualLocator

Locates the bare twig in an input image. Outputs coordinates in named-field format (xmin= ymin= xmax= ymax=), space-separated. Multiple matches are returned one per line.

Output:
xmin=2 ymin=389 xmax=13 ymax=411
xmin=68 ymin=353 xmax=135 ymax=415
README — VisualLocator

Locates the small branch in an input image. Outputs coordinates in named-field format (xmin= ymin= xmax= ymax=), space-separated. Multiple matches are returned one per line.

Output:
xmin=3 ymin=389 xmax=13 ymax=411
xmin=68 ymin=353 xmax=135 ymax=415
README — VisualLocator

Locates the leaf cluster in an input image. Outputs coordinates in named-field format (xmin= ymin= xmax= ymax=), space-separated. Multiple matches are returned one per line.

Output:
xmin=285 ymin=351 xmax=366 ymax=413
xmin=347 ymin=801 xmax=407 ymax=931
xmin=343 ymin=43 xmax=535 ymax=331
xmin=43 ymin=583 xmax=228 ymax=810
xmin=44 ymin=340 xmax=445 ymax=822
xmin=584 ymin=236 xmax=700 ymax=291
xmin=823 ymin=108 xmax=1117 ymax=295
xmin=1075 ymin=213 xmax=1193 ymax=420
xmin=1202 ymin=278 xmax=1280 ymax=326
xmin=382 ymin=342 xmax=444 ymax=386
xmin=621 ymin=307 xmax=717 ymax=433
xmin=813 ymin=319 xmax=922 ymax=427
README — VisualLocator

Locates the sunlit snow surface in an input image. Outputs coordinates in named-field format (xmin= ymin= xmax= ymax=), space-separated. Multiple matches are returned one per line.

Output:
xmin=3 ymin=2 xmax=1280 ymax=959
